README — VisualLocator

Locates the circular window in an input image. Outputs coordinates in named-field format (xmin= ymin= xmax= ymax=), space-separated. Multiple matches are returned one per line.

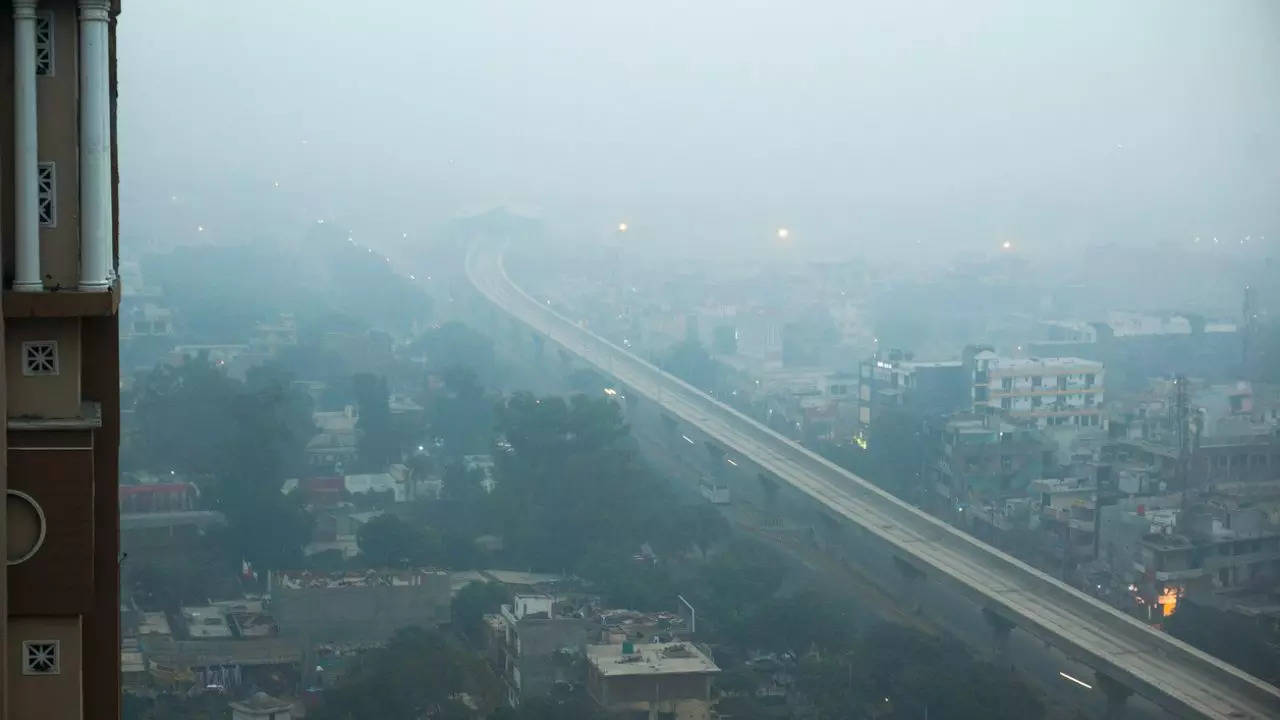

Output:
xmin=7 ymin=490 xmax=47 ymax=565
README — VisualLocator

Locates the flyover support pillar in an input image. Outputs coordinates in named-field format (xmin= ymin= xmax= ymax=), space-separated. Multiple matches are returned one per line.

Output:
xmin=1094 ymin=672 xmax=1132 ymax=719
xmin=893 ymin=556 xmax=924 ymax=613
xmin=981 ymin=607 xmax=1015 ymax=659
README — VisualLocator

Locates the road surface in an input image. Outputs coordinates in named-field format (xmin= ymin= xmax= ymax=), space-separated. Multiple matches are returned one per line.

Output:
xmin=467 ymin=243 xmax=1280 ymax=719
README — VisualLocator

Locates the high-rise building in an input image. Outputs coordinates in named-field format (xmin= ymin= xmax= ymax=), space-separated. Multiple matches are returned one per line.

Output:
xmin=1 ymin=1 xmax=122 ymax=718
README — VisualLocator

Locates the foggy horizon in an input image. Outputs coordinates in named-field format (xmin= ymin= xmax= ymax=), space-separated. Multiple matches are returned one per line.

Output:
xmin=118 ymin=0 xmax=1280 ymax=258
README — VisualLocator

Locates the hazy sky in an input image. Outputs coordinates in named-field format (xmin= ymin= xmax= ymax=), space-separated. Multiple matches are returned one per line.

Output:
xmin=119 ymin=1 xmax=1280 ymax=256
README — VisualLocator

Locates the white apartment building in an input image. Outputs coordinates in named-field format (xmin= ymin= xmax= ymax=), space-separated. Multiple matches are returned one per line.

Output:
xmin=971 ymin=351 xmax=1105 ymax=429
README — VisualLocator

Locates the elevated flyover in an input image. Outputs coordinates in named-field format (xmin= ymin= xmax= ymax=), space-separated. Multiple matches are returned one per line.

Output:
xmin=466 ymin=244 xmax=1280 ymax=719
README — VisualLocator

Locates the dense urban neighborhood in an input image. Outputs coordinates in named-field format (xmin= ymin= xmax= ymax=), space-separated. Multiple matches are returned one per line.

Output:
xmin=2 ymin=1 xmax=1277 ymax=719
xmin=106 ymin=210 xmax=1280 ymax=719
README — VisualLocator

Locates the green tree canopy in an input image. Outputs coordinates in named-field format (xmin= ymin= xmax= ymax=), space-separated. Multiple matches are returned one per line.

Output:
xmin=357 ymin=514 xmax=445 ymax=568
xmin=314 ymin=627 xmax=501 ymax=719
xmin=451 ymin=581 xmax=510 ymax=645
xmin=354 ymin=373 xmax=398 ymax=471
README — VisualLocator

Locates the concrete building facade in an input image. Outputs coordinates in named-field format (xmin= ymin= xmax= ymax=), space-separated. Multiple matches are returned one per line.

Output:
xmin=969 ymin=351 xmax=1105 ymax=429
xmin=1 ymin=1 xmax=124 ymax=718
xmin=269 ymin=569 xmax=451 ymax=646
xmin=585 ymin=641 xmax=719 ymax=720
xmin=497 ymin=594 xmax=597 ymax=707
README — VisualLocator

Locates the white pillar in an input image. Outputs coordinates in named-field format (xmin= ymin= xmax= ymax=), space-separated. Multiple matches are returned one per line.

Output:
xmin=78 ymin=0 xmax=112 ymax=292
xmin=12 ymin=0 xmax=42 ymax=292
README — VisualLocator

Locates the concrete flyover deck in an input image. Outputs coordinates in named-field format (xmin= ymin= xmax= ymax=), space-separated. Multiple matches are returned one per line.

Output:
xmin=466 ymin=244 xmax=1280 ymax=719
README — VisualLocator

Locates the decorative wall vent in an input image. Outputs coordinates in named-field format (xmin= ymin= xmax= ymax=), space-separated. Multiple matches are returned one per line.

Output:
xmin=35 ymin=13 xmax=54 ymax=76
xmin=21 ymin=341 xmax=59 ymax=376
xmin=37 ymin=162 xmax=56 ymax=227
xmin=22 ymin=640 xmax=59 ymax=676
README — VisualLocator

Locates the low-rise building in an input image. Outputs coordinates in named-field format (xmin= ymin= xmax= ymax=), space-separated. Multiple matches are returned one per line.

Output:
xmin=123 ymin=303 xmax=174 ymax=339
xmin=304 ymin=432 xmax=358 ymax=473
xmin=252 ymin=314 xmax=299 ymax=356
xmin=181 ymin=606 xmax=233 ymax=640
xmin=933 ymin=414 xmax=1054 ymax=508
xmin=585 ymin=641 xmax=720 ymax=720
xmin=464 ymin=454 xmax=498 ymax=494
xmin=1031 ymin=477 xmax=1099 ymax=564
xmin=1135 ymin=508 xmax=1280 ymax=616
xmin=855 ymin=349 xmax=967 ymax=440
xmin=269 ymin=568 xmax=451 ymax=646
xmin=230 ymin=692 xmax=295 ymax=720
xmin=497 ymin=595 xmax=597 ymax=707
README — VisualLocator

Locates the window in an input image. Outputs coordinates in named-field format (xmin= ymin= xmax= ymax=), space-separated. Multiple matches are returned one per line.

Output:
xmin=1085 ymin=373 xmax=1095 ymax=387
xmin=1001 ymin=378 xmax=1013 ymax=391
xmin=22 ymin=640 xmax=59 ymax=675
xmin=1001 ymin=397 xmax=1011 ymax=410
xmin=35 ymin=13 xmax=53 ymax=76
xmin=37 ymin=162 xmax=56 ymax=227
xmin=21 ymin=341 xmax=59 ymax=376
xmin=1031 ymin=375 xmax=1042 ymax=389
xmin=1057 ymin=376 xmax=1068 ymax=390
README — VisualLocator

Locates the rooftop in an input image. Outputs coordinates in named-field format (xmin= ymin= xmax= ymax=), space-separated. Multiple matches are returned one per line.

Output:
xmin=229 ymin=692 xmax=293 ymax=713
xmin=120 ymin=510 xmax=226 ymax=531
xmin=480 ymin=569 xmax=570 ymax=587
xmin=587 ymin=641 xmax=719 ymax=678
xmin=137 ymin=612 xmax=171 ymax=636
xmin=900 ymin=360 xmax=962 ymax=369
xmin=181 ymin=606 xmax=232 ymax=639
xmin=980 ymin=354 xmax=1103 ymax=371
xmin=272 ymin=568 xmax=447 ymax=590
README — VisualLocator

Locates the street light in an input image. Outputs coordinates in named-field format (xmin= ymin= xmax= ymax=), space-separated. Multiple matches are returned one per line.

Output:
xmin=777 ymin=227 xmax=790 ymax=240
xmin=617 ymin=222 xmax=628 ymax=233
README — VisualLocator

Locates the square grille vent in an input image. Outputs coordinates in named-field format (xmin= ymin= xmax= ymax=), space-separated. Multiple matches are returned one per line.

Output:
xmin=22 ymin=640 xmax=59 ymax=675
xmin=22 ymin=341 xmax=59 ymax=376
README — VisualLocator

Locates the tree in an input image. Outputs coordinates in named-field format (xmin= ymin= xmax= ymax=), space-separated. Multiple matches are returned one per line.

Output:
xmin=699 ymin=540 xmax=788 ymax=626
xmin=357 ymin=514 xmax=444 ymax=568
xmin=427 ymin=366 xmax=494 ymax=457
xmin=130 ymin=356 xmax=316 ymax=573
xmin=415 ymin=322 xmax=496 ymax=382
xmin=441 ymin=462 xmax=488 ymax=504
xmin=314 ymin=627 xmax=501 ymax=719
xmin=1165 ymin=599 xmax=1280 ymax=685
xmin=354 ymin=373 xmax=398 ymax=471
xmin=729 ymin=591 xmax=858 ymax=655
xmin=661 ymin=338 xmax=720 ymax=390
xmin=452 ymin=581 xmax=510 ymax=645
xmin=491 ymin=393 xmax=652 ymax=571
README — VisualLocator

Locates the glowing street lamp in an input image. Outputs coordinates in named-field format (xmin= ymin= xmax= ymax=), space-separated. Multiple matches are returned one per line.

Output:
xmin=1001 ymin=240 xmax=1012 ymax=250
xmin=777 ymin=227 xmax=790 ymax=240
xmin=617 ymin=222 xmax=628 ymax=233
